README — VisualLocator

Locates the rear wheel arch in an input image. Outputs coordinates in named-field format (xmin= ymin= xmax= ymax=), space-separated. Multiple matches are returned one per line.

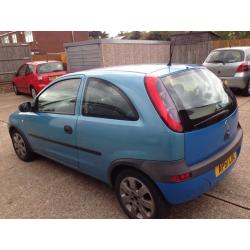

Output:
xmin=109 ymin=161 xmax=156 ymax=188
xmin=29 ymin=84 xmax=35 ymax=91
xmin=111 ymin=163 xmax=171 ymax=218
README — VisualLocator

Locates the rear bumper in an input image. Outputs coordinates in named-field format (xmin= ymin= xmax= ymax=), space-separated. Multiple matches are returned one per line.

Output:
xmin=156 ymin=127 xmax=243 ymax=204
xmin=220 ymin=76 xmax=249 ymax=89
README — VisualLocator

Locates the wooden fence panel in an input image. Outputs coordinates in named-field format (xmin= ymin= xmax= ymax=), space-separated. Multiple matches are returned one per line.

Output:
xmin=0 ymin=43 xmax=31 ymax=83
xmin=172 ymin=41 xmax=213 ymax=65
xmin=212 ymin=38 xmax=250 ymax=49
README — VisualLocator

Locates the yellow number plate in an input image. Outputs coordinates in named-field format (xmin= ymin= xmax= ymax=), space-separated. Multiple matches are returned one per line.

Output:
xmin=215 ymin=152 xmax=237 ymax=177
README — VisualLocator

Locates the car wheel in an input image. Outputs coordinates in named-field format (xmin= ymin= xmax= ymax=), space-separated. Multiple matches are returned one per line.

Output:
xmin=115 ymin=169 xmax=171 ymax=219
xmin=242 ymin=81 xmax=250 ymax=96
xmin=13 ymin=84 xmax=20 ymax=95
xmin=30 ymin=87 xmax=37 ymax=99
xmin=10 ymin=129 xmax=36 ymax=162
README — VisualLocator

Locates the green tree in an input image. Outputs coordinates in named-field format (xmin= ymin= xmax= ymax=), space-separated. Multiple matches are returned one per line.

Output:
xmin=89 ymin=31 xmax=109 ymax=39
xmin=216 ymin=31 xmax=250 ymax=40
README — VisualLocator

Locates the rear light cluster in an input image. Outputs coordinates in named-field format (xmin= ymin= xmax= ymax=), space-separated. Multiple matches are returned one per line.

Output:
xmin=170 ymin=172 xmax=192 ymax=182
xmin=236 ymin=62 xmax=249 ymax=73
xmin=145 ymin=76 xmax=183 ymax=132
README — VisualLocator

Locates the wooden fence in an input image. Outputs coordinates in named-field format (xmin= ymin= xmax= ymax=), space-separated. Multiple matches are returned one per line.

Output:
xmin=0 ymin=43 xmax=31 ymax=83
xmin=172 ymin=41 xmax=213 ymax=65
xmin=171 ymin=38 xmax=250 ymax=65
xmin=32 ymin=52 xmax=66 ymax=63
xmin=212 ymin=38 xmax=250 ymax=49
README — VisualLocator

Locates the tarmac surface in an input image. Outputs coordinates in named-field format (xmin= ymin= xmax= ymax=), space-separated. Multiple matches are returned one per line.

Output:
xmin=0 ymin=92 xmax=249 ymax=218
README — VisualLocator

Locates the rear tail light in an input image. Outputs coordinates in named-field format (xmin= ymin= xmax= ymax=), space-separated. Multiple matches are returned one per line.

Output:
xmin=236 ymin=62 xmax=249 ymax=73
xmin=145 ymin=76 xmax=183 ymax=132
xmin=170 ymin=172 xmax=192 ymax=182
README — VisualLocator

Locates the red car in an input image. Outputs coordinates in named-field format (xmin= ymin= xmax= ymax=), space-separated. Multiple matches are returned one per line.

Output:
xmin=13 ymin=61 xmax=67 ymax=98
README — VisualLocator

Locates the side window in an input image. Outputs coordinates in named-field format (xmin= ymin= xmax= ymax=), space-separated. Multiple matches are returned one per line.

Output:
xmin=26 ymin=64 xmax=34 ymax=75
xmin=246 ymin=51 xmax=250 ymax=61
xmin=82 ymin=78 xmax=138 ymax=121
xmin=37 ymin=78 xmax=81 ymax=115
xmin=17 ymin=64 xmax=27 ymax=76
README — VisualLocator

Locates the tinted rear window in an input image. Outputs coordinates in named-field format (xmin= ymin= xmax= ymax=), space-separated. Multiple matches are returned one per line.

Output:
xmin=37 ymin=62 xmax=64 ymax=74
xmin=161 ymin=68 xmax=237 ymax=130
xmin=205 ymin=50 xmax=244 ymax=64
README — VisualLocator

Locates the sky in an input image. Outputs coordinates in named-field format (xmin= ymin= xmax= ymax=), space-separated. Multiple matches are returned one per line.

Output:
xmin=106 ymin=30 xmax=120 ymax=37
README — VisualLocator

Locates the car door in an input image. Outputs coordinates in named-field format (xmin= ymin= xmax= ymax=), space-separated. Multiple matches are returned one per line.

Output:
xmin=15 ymin=64 xmax=27 ymax=91
xmin=23 ymin=64 xmax=35 ymax=94
xmin=23 ymin=77 xmax=82 ymax=169
xmin=76 ymin=77 xmax=139 ymax=181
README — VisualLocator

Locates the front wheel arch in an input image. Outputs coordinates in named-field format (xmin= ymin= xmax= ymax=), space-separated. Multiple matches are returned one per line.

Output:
xmin=9 ymin=127 xmax=37 ymax=161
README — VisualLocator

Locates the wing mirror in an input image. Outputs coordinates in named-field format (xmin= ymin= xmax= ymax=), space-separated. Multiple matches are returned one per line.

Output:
xmin=18 ymin=101 xmax=35 ymax=112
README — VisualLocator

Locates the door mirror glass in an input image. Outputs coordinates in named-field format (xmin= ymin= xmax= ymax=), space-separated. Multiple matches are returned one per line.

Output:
xmin=18 ymin=102 xmax=33 ymax=112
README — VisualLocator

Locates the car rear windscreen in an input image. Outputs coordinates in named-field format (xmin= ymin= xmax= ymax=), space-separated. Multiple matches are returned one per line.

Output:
xmin=161 ymin=68 xmax=237 ymax=130
xmin=205 ymin=50 xmax=244 ymax=64
xmin=37 ymin=62 xmax=64 ymax=74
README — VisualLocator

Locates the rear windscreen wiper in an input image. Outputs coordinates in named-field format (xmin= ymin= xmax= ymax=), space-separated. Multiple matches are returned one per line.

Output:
xmin=208 ymin=60 xmax=225 ymax=64
xmin=194 ymin=109 xmax=229 ymax=127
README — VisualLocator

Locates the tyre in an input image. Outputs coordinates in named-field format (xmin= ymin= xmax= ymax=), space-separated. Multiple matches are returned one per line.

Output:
xmin=30 ymin=87 xmax=37 ymax=99
xmin=10 ymin=129 xmax=36 ymax=162
xmin=13 ymin=84 xmax=20 ymax=95
xmin=114 ymin=169 xmax=171 ymax=219
xmin=242 ymin=81 xmax=250 ymax=96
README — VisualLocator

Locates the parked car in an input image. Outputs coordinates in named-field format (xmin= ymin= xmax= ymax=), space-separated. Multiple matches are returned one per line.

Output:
xmin=203 ymin=47 xmax=250 ymax=96
xmin=13 ymin=61 xmax=67 ymax=98
xmin=8 ymin=64 xmax=243 ymax=219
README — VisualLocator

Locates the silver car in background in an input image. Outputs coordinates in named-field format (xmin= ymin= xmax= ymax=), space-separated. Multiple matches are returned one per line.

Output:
xmin=203 ymin=47 xmax=250 ymax=96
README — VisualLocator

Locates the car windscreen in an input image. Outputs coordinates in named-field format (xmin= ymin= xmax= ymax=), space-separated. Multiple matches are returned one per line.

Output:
xmin=37 ymin=62 xmax=64 ymax=74
xmin=161 ymin=68 xmax=237 ymax=130
xmin=205 ymin=50 xmax=244 ymax=64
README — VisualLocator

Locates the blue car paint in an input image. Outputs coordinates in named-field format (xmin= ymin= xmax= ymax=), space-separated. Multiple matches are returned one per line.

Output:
xmin=76 ymin=72 xmax=184 ymax=182
xmin=185 ymin=109 xmax=239 ymax=166
xmin=9 ymin=64 xmax=242 ymax=205
xmin=157 ymin=146 xmax=241 ymax=205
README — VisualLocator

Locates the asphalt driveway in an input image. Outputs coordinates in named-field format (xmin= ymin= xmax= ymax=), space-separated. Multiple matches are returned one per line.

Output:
xmin=0 ymin=92 xmax=249 ymax=218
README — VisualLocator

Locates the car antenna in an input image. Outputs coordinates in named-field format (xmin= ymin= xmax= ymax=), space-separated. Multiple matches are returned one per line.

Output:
xmin=168 ymin=38 xmax=176 ymax=66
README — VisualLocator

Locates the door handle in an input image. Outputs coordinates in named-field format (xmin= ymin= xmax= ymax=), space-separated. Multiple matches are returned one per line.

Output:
xmin=64 ymin=125 xmax=73 ymax=134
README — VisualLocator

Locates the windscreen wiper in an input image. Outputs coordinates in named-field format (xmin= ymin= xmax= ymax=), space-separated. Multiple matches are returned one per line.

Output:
xmin=209 ymin=60 xmax=225 ymax=64
xmin=194 ymin=109 xmax=229 ymax=127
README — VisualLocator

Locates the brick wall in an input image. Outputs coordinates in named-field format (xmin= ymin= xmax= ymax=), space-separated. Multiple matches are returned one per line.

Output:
xmin=32 ymin=31 xmax=89 ymax=53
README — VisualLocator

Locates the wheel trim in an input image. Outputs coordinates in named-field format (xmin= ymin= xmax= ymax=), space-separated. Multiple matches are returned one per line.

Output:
xmin=120 ymin=177 xmax=155 ymax=219
xmin=248 ymin=82 xmax=250 ymax=94
xmin=13 ymin=133 xmax=27 ymax=158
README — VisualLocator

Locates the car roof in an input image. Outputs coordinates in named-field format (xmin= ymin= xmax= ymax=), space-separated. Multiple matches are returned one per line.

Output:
xmin=27 ymin=60 xmax=61 ymax=65
xmin=214 ymin=46 xmax=250 ymax=51
xmin=67 ymin=64 xmax=200 ymax=77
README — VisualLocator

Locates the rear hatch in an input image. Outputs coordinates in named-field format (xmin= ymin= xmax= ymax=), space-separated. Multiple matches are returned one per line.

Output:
xmin=203 ymin=49 xmax=245 ymax=77
xmin=161 ymin=68 xmax=238 ymax=166
xmin=37 ymin=61 xmax=66 ymax=84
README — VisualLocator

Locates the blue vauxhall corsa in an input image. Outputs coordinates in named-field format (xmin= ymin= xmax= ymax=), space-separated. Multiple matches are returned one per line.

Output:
xmin=8 ymin=64 xmax=243 ymax=219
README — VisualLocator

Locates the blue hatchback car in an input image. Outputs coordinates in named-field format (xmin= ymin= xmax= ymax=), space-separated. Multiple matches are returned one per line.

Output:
xmin=9 ymin=64 xmax=243 ymax=219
